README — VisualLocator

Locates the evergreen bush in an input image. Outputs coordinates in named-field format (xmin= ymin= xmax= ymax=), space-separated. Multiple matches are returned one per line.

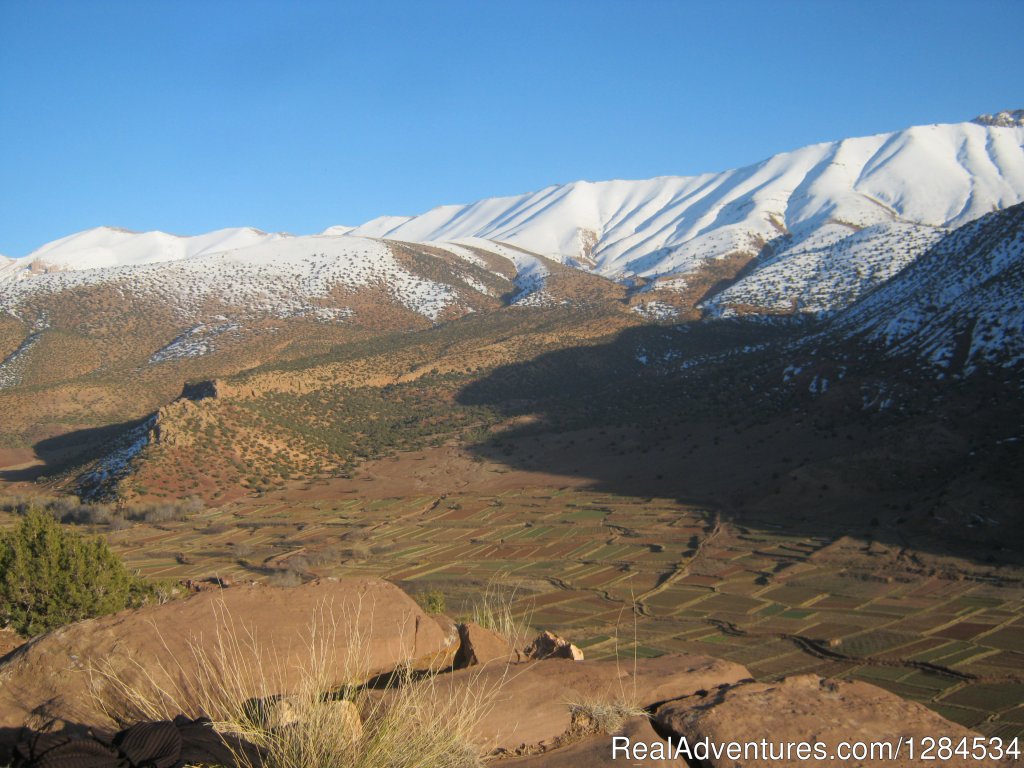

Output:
xmin=0 ymin=507 xmax=158 ymax=636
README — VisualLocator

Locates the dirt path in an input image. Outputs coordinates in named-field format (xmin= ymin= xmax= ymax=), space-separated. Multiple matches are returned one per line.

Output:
xmin=632 ymin=512 xmax=722 ymax=617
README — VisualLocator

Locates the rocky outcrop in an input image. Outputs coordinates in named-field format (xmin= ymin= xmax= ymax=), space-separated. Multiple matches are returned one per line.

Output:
xmin=452 ymin=626 xmax=584 ymax=670
xmin=439 ymin=654 xmax=750 ymax=753
xmin=973 ymin=109 xmax=1024 ymax=128
xmin=522 ymin=630 xmax=584 ymax=661
xmin=179 ymin=378 xmax=256 ymax=401
xmin=179 ymin=380 xmax=221 ymax=402
xmin=654 ymin=674 xmax=1017 ymax=768
xmin=0 ymin=578 xmax=456 ymax=730
xmin=146 ymin=379 xmax=243 ymax=447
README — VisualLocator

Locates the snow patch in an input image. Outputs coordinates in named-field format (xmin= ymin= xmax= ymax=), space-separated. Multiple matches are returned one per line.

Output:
xmin=632 ymin=301 xmax=680 ymax=320
xmin=149 ymin=322 xmax=242 ymax=363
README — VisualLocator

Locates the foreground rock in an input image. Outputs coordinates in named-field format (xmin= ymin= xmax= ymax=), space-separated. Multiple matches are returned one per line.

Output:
xmin=498 ymin=717 xmax=688 ymax=766
xmin=0 ymin=578 xmax=456 ymax=730
xmin=441 ymin=654 xmax=750 ymax=753
xmin=454 ymin=622 xmax=519 ymax=668
xmin=655 ymin=674 xmax=1017 ymax=768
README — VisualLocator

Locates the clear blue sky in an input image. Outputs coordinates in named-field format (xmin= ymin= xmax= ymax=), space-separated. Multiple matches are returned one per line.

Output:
xmin=1 ymin=0 xmax=1021 ymax=256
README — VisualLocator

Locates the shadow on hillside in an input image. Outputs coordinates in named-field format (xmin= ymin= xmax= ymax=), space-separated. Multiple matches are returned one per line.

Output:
xmin=0 ymin=418 xmax=149 ymax=483
xmin=455 ymin=322 xmax=1024 ymax=566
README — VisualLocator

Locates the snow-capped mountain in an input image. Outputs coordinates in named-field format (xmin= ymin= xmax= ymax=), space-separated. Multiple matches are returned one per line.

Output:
xmin=344 ymin=118 xmax=1024 ymax=313
xmin=19 ymin=226 xmax=286 ymax=271
xmin=2 ymin=114 xmax=1023 ymax=331
xmin=0 ymin=231 xmax=560 ymax=324
xmin=4 ymin=114 xmax=1021 ymax=510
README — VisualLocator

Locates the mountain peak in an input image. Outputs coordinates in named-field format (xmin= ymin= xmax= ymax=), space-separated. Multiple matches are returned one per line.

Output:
xmin=971 ymin=109 xmax=1024 ymax=127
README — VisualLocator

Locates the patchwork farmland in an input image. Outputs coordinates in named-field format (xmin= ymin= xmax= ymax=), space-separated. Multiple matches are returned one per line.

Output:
xmin=10 ymin=450 xmax=1019 ymax=740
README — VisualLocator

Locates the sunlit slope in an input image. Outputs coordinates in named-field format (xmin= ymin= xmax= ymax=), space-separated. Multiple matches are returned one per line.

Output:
xmin=349 ymin=119 xmax=1024 ymax=314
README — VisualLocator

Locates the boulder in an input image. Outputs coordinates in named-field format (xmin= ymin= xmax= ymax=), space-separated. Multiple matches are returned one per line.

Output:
xmin=655 ymin=674 xmax=1016 ymax=768
xmin=437 ymin=654 xmax=749 ymax=752
xmin=497 ymin=717 xmax=689 ymax=766
xmin=523 ymin=630 xmax=584 ymax=661
xmin=428 ymin=612 xmax=461 ymax=670
xmin=455 ymin=622 xmax=518 ymax=668
xmin=0 ymin=578 xmax=457 ymax=730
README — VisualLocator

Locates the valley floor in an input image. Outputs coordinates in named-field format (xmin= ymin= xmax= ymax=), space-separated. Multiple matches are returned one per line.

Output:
xmin=5 ymin=441 xmax=1019 ymax=739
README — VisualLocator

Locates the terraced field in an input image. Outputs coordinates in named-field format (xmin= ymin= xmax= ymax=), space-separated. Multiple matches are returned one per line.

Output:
xmin=10 ymin=449 xmax=1019 ymax=739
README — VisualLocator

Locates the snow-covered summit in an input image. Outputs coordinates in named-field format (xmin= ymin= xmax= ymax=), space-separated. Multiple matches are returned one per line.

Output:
xmin=347 ymin=120 xmax=1024 ymax=286
xmin=19 ymin=226 xmax=285 ymax=272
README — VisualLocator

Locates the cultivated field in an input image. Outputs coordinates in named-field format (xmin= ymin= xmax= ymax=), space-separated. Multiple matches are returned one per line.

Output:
xmin=7 ymin=443 xmax=1019 ymax=739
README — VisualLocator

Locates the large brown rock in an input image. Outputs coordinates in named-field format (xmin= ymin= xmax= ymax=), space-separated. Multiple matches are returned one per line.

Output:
xmin=428 ymin=612 xmax=461 ymax=669
xmin=454 ymin=622 xmax=518 ymax=668
xmin=655 ymin=674 xmax=1016 ymax=768
xmin=497 ymin=717 xmax=689 ymax=766
xmin=0 ymin=578 xmax=456 ymax=730
xmin=441 ymin=654 xmax=749 ymax=753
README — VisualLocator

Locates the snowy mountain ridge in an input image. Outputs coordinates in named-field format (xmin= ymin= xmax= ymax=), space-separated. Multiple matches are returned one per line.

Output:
xmin=344 ymin=119 xmax=1024 ymax=305
xmin=2 ymin=115 xmax=1024 ymax=325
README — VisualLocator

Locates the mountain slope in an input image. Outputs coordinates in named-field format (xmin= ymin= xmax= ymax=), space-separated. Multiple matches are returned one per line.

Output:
xmin=0 ymin=230 xmax=631 ymax=454
xmin=2 ymin=113 xmax=1023 ymax=472
xmin=827 ymin=202 xmax=1024 ymax=374
xmin=12 ymin=194 xmax=1017 ymax=553
xmin=346 ymin=119 xmax=1024 ymax=315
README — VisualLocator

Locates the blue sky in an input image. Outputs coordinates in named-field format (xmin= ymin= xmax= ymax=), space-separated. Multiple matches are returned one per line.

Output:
xmin=1 ymin=0 xmax=1021 ymax=256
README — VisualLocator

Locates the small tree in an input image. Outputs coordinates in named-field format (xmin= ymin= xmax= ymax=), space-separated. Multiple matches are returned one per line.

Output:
xmin=0 ymin=507 xmax=154 ymax=636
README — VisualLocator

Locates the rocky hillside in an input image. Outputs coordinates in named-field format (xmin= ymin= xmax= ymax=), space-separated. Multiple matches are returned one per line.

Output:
xmin=69 ymin=302 xmax=637 ymax=502
xmin=46 ymin=200 xmax=1022 ymax=522
xmin=2 ymin=114 xmax=1023 ymax=514
xmin=0 ymin=234 xmax=628 ymax=459
xmin=825 ymin=202 xmax=1024 ymax=375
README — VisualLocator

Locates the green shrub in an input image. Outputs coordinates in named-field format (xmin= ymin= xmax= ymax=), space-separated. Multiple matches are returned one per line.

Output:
xmin=419 ymin=589 xmax=447 ymax=614
xmin=0 ymin=507 xmax=159 ymax=637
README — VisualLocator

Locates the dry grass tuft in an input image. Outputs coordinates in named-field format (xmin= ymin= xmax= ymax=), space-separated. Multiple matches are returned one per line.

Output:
xmin=468 ymin=577 xmax=531 ymax=650
xmin=566 ymin=698 xmax=648 ymax=736
xmin=564 ymin=595 xmax=646 ymax=737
